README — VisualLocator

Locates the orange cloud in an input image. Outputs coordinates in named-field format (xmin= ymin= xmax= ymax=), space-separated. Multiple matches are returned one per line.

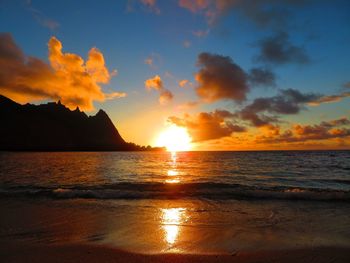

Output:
xmin=0 ymin=33 xmax=125 ymax=111
xmin=144 ymin=75 xmax=173 ymax=105
xmin=168 ymin=110 xmax=246 ymax=142
xmin=145 ymin=75 xmax=163 ymax=91
xmin=178 ymin=79 xmax=192 ymax=88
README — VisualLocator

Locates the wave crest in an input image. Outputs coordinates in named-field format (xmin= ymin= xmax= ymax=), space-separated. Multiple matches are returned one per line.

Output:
xmin=1 ymin=182 xmax=349 ymax=202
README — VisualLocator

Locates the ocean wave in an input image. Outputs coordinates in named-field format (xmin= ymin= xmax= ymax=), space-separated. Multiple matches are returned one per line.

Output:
xmin=0 ymin=182 xmax=349 ymax=202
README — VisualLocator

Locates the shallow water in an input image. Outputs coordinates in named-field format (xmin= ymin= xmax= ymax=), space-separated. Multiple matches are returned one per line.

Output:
xmin=0 ymin=151 xmax=349 ymax=253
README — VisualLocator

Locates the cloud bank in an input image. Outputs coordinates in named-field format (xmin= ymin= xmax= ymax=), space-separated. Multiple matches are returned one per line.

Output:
xmin=238 ymin=89 xmax=320 ymax=127
xmin=257 ymin=118 xmax=350 ymax=144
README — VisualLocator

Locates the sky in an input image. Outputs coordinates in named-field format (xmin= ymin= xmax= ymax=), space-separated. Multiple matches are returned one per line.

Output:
xmin=0 ymin=0 xmax=350 ymax=150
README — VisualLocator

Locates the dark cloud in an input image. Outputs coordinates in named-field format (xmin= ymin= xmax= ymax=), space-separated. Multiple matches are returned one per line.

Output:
xmin=0 ymin=33 xmax=125 ymax=111
xmin=239 ymin=111 xmax=278 ymax=127
xmin=168 ymin=109 xmax=246 ymax=142
xmin=248 ymin=67 xmax=276 ymax=87
xmin=238 ymin=89 xmax=320 ymax=126
xmin=195 ymin=52 xmax=249 ymax=102
xmin=0 ymin=33 xmax=25 ymax=61
xmin=232 ymin=0 xmax=287 ymax=29
xmin=237 ymin=88 xmax=350 ymax=127
xmin=255 ymin=31 xmax=310 ymax=65
xmin=178 ymin=0 xmax=311 ymax=28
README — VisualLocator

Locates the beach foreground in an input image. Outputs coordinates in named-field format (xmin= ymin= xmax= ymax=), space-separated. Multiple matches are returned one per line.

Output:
xmin=1 ymin=152 xmax=350 ymax=261
xmin=1 ymin=243 xmax=350 ymax=263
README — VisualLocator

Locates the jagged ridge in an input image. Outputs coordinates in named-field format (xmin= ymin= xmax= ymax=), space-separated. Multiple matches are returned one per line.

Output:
xmin=0 ymin=95 xmax=156 ymax=151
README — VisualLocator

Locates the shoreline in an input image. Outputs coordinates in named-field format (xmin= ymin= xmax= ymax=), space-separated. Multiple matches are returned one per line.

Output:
xmin=1 ymin=243 xmax=350 ymax=263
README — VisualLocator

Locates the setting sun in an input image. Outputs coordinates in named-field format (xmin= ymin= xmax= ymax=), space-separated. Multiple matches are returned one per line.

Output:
xmin=155 ymin=125 xmax=192 ymax=152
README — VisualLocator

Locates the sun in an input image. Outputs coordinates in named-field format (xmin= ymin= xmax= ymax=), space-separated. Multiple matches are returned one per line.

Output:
xmin=155 ymin=125 xmax=192 ymax=152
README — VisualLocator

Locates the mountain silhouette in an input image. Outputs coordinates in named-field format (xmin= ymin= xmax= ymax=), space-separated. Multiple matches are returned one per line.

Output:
xmin=0 ymin=95 xmax=161 ymax=151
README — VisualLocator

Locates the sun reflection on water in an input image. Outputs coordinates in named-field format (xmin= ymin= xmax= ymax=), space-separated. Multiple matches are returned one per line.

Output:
xmin=161 ymin=208 xmax=186 ymax=245
xmin=167 ymin=170 xmax=178 ymax=176
xmin=166 ymin=151 xmax=181 ymax=184
xmin=171 ymin=151 xmax=177 ymax=163
xmin=162 ymin=152 xmax=186 ymax=245
xmin=165 ymin=178 xmax=180 ymax=184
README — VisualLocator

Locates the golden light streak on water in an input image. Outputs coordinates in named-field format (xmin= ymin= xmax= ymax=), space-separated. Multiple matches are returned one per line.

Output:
xmin=161 ymin=208 xmax=186 ymax=245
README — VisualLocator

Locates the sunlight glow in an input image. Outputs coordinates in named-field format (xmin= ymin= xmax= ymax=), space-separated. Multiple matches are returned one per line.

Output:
xmin=161 ymin=208 xmax=186 ymax=245
xmin=155 ymin=125 xmax=192 ymax=152
xmin=167 ymin=169 xmax=178 ymax=176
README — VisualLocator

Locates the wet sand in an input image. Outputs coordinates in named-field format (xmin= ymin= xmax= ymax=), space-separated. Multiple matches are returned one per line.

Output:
xmin=1 ymin=242 xmax=350 ymax=263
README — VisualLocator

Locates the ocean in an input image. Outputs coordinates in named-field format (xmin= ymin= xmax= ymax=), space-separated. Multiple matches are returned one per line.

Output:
xmin=0 ymin=151 xmax=350 ymax=253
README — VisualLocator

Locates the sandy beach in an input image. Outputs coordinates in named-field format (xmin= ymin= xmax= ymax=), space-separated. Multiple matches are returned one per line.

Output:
xmin=1 ymin=242 xmax=350 ymax=263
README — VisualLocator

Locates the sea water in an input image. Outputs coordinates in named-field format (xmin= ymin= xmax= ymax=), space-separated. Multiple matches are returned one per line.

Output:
xmin=0 ymin=151 xmax=349 ymax=253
